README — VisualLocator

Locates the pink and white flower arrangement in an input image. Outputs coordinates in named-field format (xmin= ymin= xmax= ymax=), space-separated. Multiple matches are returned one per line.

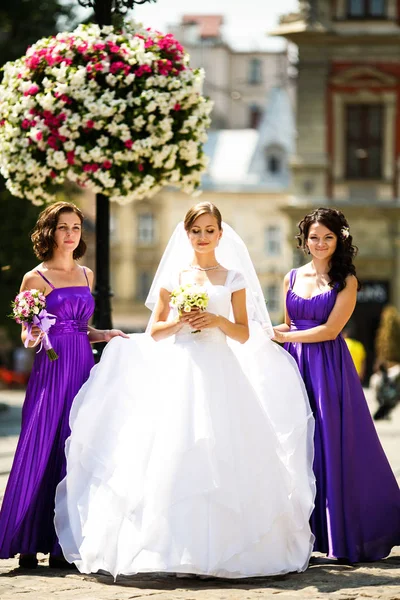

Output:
xmin=0 ymin=21 xmax=212 ymax=206
xmin=10 ymin=289 xmax=58 ymax=360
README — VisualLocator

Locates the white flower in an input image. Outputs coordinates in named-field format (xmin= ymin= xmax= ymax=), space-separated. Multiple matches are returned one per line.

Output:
xmin=341 ymin=227 xmax=350 ymax=239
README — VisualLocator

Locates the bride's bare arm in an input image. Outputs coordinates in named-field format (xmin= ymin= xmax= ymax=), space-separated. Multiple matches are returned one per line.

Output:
xmin=188 ymin=288 xmax=249 ymax=344
xmin=150 ymin=288 xmax=189 ymax=341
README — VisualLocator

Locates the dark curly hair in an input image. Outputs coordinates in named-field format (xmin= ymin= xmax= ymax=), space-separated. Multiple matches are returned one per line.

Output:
xmin=31 ymin=201 xmax=87 ymax=261
xmin=296 ymin=207 xmax=360 ymax=292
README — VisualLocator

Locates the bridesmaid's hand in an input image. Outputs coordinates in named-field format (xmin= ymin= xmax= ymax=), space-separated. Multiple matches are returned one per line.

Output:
xmin=272 ymin=329 xmax=287 ymax=344
xmin=104 ymin=329 xmax=130 ymax=342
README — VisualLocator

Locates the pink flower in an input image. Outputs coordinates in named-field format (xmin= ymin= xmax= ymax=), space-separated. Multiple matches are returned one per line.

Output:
xmin=24 ymin=84 xmax=39 ymax=96
xmin=47 ymin=136 xmax=58 ymax=149
xmin=66 ymin=151 xmax=75 ymax=165
xmin=107 ymin=41 xmax=120 ymax=53
xmin=103 ymin=160 xmax=112 ymax=169
xmin=124 ymin=140 xmax=133 ymax=149
xmin=138 ymin=164 xmax=144 ymax=171
xmin=110 ymin=61 xmax=125 ymax=74
xmin=94 ymin=62 xmax=104 ymax=72
xmin=173 ymin=103 xmax=181 ymax=111
xmin=50 ymin=170 xmax=57 ymax=179
xmin=25 ymin=55 xmax=40 ymax=69
xmin=21 ymin=119 xmax=31 ymax=130
xmin=86 ymin=120 xmax=95 ymax=129
xmin=36 ymin=131 xmax=43 ymax=141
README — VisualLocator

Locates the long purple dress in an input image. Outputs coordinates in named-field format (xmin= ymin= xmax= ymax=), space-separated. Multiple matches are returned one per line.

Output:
xmin=285 ymin=269 xmax=400 ymax=562
xmin=0 ymin=270 xmax=95 ymax=558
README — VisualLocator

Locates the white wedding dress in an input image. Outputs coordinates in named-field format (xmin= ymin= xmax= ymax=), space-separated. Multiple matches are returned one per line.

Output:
xmin=55 ymin=269 xmax=315 ymax=579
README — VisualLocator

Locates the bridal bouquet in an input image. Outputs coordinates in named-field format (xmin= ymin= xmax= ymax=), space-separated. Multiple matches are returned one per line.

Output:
xmin=10 ymin=289 xmax=58 ymax=361
xmin=170 ymin=283 xmax=209 ymax=333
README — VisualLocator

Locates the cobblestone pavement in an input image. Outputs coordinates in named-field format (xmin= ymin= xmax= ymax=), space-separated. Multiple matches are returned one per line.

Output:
xmin=0 ymin=388 xmax=399 ymax=600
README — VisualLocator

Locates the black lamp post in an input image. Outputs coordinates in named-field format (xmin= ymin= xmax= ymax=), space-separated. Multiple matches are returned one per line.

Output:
xmin=76 ymin=0 xmax=155 ymax=339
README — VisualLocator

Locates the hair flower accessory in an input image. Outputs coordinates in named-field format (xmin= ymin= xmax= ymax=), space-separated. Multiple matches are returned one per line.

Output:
xmin=341 ymin=227 xmax=350 ymax=240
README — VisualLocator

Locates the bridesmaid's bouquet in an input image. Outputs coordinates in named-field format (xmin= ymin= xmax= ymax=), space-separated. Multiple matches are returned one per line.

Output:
xmin=170 ymin=283 xmax=209 ymax=333
xmin=10 ymin=289 xmax=59 ymax=361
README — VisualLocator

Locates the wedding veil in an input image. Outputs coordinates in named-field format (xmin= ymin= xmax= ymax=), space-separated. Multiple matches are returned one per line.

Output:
xmin=145 ymin=221 xmax=274 ymax=337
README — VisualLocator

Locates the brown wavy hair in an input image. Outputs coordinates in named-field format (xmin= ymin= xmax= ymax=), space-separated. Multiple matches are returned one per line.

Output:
xmin=31 ymin=201 xmax=87 ymax=261
xmin=184 ymin=202 xmax=222 ymax=232
xmin=296 ymin=207 xmax=360 ymax=292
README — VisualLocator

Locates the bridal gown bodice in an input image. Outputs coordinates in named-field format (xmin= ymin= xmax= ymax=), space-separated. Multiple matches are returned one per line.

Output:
xmin=174 ymin=282 xmax=232 ymax=345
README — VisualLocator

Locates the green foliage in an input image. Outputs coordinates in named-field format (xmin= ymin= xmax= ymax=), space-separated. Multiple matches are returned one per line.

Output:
xmin=375 ymin=305 xmax=400 ymax=363
xmin=0 ymin=0 xmax=77 ymax=346
xmin=0 ymin=0 xmax=77 ymax=66
xmin=0 ymin=192 xmax=42 ymax=343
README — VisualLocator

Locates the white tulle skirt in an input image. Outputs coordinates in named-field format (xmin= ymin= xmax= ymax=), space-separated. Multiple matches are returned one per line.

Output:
xmin=54 ymin=324 xmax=315 ymax=579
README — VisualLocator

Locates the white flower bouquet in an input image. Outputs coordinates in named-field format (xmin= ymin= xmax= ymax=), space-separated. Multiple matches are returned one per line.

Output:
xmin=0 ymin=21 xmax=213 ymax=206
xmin=170 ymin=283 xmax=209 ymax=333
xmin=10 ymin=289 xmax=58 ymax=360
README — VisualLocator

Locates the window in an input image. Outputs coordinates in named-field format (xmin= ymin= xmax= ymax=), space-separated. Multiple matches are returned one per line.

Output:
xmin=249 ymin=105 xmax=262 ymax=129
xmin=136 ymin=270 xmax=152 ymax=301
xmin=265 ymin=226 xmax=282 ymax=257
xmin=248 ymin=58 xmax=262 ymax=85
xmin=265 ymin=284 xmax=280 ymax=313
xmin=268 ymin=155 xmax=281 ymax=174
xmin=347 ymin=0 xmax=386 ymax=18
xmin=345 ymin=104 xmax=383 ymax=179
xmin=137 ymin=213 xmax=155 ymax=244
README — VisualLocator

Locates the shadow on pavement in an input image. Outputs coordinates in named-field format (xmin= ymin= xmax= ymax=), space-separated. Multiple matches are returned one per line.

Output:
xmin=3 ymin=556 xmax=398 ymax=595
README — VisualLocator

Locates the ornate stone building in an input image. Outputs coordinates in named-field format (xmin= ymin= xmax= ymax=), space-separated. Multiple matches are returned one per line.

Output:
xmin=273 ymin=0 xmax=400 ymax=375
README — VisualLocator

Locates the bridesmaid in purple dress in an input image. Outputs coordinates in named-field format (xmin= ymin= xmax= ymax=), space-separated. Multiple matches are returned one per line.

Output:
xmin=0 ymin=201 xmax=127 ymax=569
xmin=273 ymin=207 xmax=400 ymax=564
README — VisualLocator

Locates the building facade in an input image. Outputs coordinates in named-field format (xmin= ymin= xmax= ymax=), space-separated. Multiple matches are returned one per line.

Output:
xmin=273 ymin=0 xmax=400 ymax=376
xmin=169 ymin=15 xmax=294 ymax=129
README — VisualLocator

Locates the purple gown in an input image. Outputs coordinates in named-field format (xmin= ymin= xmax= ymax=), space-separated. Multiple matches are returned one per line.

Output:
xmin=0 ymin=270 xmax=95 ymax=558
xmin=285 ymin=269 xmax=400 ymax=562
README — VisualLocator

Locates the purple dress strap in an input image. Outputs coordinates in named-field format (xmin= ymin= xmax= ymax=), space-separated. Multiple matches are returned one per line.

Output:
xmin=289 ymin=269 xmax=297 ymax=290
xmin=36 ymin=270 xmax=56 ymax=290
xmin=82 ymin=267 xmax=90 ymax=287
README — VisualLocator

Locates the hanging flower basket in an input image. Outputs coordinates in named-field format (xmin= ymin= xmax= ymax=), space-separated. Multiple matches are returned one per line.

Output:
xmin=0 ymin=21 xmax=212 ymax=205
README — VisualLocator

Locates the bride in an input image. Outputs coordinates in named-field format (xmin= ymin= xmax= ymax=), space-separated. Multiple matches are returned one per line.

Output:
xmin=54 ymin=202 xmax=316 ymax=579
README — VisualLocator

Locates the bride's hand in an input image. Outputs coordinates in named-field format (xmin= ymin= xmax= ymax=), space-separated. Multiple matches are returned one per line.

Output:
xmin=187 ymin=310 xmax=220 ymax=330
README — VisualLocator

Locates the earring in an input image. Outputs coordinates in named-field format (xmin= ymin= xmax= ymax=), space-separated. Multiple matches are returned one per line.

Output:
xmin=306 ymin=247 xmax=310 ymax=255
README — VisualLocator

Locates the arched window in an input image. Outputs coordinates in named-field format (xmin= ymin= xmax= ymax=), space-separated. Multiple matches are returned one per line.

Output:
xmin=264 ymin=144 xmax=285 ymax=176
xmin=268 ymin=155 xmax=281 ymax=174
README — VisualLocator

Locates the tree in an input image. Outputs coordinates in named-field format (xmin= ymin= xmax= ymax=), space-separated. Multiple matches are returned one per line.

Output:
xmin=0 ymin=1 xmax=77 ymax=348
xmin=375 ymin=305 xmax=400 ymax=364
xmin=0 ymin=0 xmax=77 ymax=66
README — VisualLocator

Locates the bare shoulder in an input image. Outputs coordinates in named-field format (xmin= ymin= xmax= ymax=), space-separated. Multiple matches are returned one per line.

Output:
xmin=81 ymin=266 xmax=94 ymax=280
xmin=20 ymin=268 xmax=45 ymax=292
xmin=345 ymin=274 xmax=358 ymax=292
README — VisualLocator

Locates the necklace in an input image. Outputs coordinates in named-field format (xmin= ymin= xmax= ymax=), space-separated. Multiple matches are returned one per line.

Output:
xmin=190 ymin=263 xmax=220 ymax=272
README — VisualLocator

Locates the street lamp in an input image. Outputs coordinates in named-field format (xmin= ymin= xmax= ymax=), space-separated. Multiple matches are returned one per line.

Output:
xmin=76 ymin=0 xmax=155 ymax=340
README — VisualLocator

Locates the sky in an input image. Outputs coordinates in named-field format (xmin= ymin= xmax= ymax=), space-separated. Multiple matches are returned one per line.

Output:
xmin=77 ymin=0 xmax=300 ymax=51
